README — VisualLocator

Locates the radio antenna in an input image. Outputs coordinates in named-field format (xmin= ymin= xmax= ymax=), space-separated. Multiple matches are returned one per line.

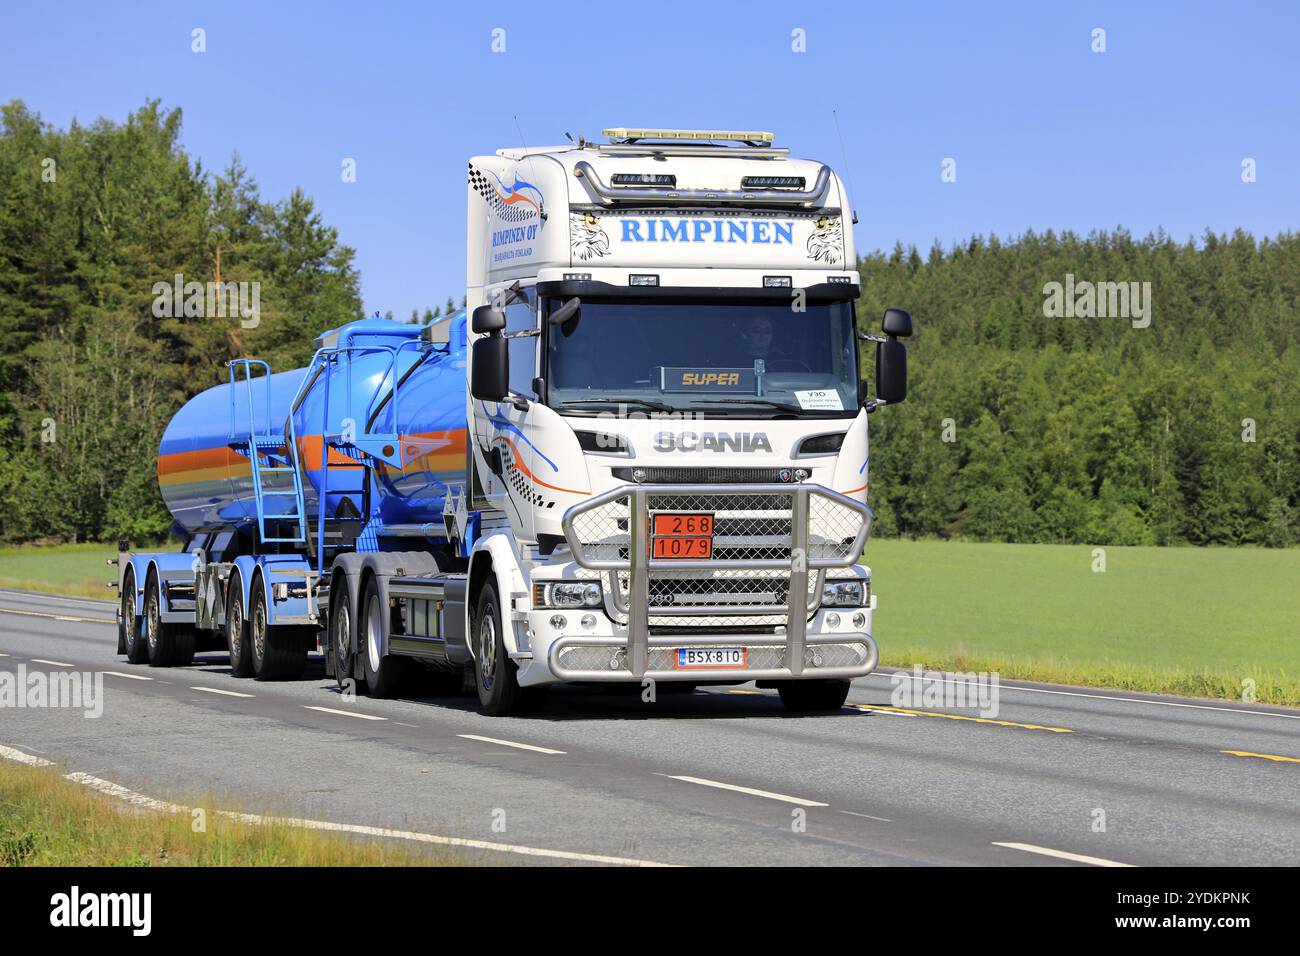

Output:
xmin=832 ymin=109 xmax=859 ymax=225
xmin=513 ymin=114 xmax=545 ymax=220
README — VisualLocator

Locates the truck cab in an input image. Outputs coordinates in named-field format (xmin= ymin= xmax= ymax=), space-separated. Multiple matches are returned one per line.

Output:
xmin=457 ymin=128 xmax=912 ymax=714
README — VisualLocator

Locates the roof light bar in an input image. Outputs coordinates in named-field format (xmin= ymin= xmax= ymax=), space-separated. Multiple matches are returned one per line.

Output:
xmin=604 ymin=128 xmax=775 ymax=144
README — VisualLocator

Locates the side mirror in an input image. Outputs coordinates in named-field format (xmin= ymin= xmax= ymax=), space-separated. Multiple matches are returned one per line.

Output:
xmin=882 ymin=308 xmax=913 ymax=338
xmin=875 ymin=338 xmax=907 ymax=405
xmin=470 ymin=336 xmax=509 ymax=401
xmin=471 ymin=304 xmax=506 ymax=334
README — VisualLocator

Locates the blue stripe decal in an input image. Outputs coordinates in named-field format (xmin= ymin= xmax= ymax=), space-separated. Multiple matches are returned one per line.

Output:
xmin=481 ymin=402 xmax=559 ymax=472
xmin=858 ymin=454 xmax=869 ymax=475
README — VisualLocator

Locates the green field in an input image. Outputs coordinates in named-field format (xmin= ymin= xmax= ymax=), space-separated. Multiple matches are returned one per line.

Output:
xmin=0 ymin=542 xmax=118 ymax=599
xmin=865 ymin=539 xmax=1300 ymax=705
xmin=1 ymin=539 xmax=1297 ymax=705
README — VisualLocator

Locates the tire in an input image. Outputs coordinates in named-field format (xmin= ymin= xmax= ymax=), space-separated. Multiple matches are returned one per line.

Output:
xmin=473 ymin=577 xmax=548 ymax=717
xmin=249 ymin=581 xmax=307 ymax=681
xmin=330 ymin=582 xmax=357 ymax=693
xmin=777 ymin=679 xmax=851 ymax=713
xmin=144 ymin=575 xmax=174 ymax=667
xmin=121 ymin=569 xmax=148 ymax=664
xmin=360 ymin=575 xmax=407 ymax=698
xmin=225 ymin=574 xmax=254 ymax=678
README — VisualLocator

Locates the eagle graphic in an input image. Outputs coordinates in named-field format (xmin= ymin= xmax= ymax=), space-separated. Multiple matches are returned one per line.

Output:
xmin=570 ymin=213 xmax=610 ymax=261
xmin=806 ymin=219 xmax=844 ymax=265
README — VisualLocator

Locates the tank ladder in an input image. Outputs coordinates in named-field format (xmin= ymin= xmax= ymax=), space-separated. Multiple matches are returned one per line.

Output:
xmin=228 ymin=359 xmax=309 ymax=545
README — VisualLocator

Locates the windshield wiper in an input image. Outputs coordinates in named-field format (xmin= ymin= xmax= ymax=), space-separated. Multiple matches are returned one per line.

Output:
xmin=690 ymin=398 xmax=809 ymax=414
xmin=558 ymin=398 xmax=674 ymax=412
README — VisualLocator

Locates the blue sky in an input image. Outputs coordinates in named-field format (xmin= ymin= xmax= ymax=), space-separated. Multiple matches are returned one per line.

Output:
xmin=3 ymin=0 xmax=1297 ymax=318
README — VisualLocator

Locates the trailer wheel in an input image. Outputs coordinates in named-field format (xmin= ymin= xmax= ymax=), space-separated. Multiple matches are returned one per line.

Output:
xmin=121 ymin=568 xmax=147 ymax=664
xmin=358 ymin=576 xmax=407 ymax=698
xmin=776 ymin=679 xmax=851 ymax=713
xmin=330 ymin=581 xmax=357 ymax=693
xmin=474 ymin=578 xmax=547 ymax=717
xmin=225 ymin=574 xmax=254 ymax=678
xmin=143 ymin=575 xmax=196 ymax=668
xmin=249 ymin=582 xmax=306 ymax=681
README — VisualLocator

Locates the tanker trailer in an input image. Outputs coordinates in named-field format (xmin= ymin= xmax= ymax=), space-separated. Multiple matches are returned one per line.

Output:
xmin=114 ymin=313 xmax=473 ymax=682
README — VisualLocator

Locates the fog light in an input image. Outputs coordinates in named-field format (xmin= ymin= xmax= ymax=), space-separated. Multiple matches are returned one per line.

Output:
xmin=826 ymin=612 xmax=841 ymax=629
xmin=852 ymin=612 xmax=866 ymax=629
xmin=549 ymin=614 xmax=566 ymax=631
xmin=581 ymin=613 xmax=597 ymax=630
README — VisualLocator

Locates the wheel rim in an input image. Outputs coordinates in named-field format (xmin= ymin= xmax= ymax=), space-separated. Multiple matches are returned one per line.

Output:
xmin=479 ymin=603 xmax=497 ymax=690
xmin=335 ymin=602 xmax=350 ymax=667
xmin=146 ymin=589 xmax=159 ymax=652
xmin=228 ymin=596 xmax=243 ymax=657
xmin=366 ymin=596 xmax=382 ymax=675
xmin=122 ymin=575 xmax=136 ymax=649
xmin=252 ymin=597 xmax=266 ymax=663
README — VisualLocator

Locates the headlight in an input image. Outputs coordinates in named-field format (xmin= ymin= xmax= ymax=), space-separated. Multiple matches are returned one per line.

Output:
xmin=822 ymin=580 xmax=866 ymax=607
xmin=533 ymin=581 xmax=603 ymax=609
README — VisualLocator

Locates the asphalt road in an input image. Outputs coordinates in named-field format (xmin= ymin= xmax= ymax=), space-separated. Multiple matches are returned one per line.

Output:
xmin=2 ymin=587 xmax=1297 ymax=866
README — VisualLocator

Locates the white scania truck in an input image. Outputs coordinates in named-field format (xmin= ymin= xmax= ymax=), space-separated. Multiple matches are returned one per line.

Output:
xmin=452 ymin=127 xmax=912 ymax=714
xmin=119 ymin=126 xmax=912 ymax=718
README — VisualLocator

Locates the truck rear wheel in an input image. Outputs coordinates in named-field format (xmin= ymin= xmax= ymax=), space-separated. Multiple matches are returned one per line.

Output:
xmin=249 ymin=582 xmax=306 ymax=681
xmin=777 ymin=679 xmax=851 ymax=713
xmin=145 ymin=573 xmax=195 ymax=667
xmin=225 ymin=574 xmax=254 ymax=678
xmin=474 ymin=577 xmax=547 ymax=717
xmin=121 ymin=568 xmax=148 ymax=664
xmin=361 ymin=575 xmax=408 ymax=698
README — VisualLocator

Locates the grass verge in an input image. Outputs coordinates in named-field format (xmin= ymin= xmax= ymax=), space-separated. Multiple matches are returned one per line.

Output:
xmin=0 ymin=759 xmax=467 ymax=866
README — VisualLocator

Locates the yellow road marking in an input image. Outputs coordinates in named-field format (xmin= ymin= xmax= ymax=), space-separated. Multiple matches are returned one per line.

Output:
xmin=0 ymin=606 xmax=113 ymax=625
xmin=1221 ymin=749 xmax=1300 ymax=764
xmin=850 ymin=703 xmax=1073 ymax=733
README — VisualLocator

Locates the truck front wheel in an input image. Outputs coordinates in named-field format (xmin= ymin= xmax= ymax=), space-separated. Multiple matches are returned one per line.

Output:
xmin=473 ymin=578 xmax=547 ymax=717
xmin=777 ymin=679 xmax=851 ymax=713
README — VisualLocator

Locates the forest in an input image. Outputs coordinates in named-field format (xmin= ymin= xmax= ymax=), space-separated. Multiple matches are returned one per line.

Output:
xmin=1 ymin=101 xmax=1296 ymax=547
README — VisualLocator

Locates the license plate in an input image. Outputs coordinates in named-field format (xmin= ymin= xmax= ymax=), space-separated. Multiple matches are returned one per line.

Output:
xmin=652 ymin=536 xmax=712 ymax=559
xmin=653 ymin=513 xmax=714 ymax=536
xmin=676 ymin=647 xmax=747 ymax=670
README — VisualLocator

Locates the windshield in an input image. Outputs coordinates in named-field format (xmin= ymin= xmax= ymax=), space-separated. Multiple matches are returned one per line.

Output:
xmin=545 ymin=299 xmax=859 ymax=417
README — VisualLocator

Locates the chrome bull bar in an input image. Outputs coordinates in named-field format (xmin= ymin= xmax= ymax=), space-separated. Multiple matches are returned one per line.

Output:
xmin=558 ymin=482 xmax=873 ymax=680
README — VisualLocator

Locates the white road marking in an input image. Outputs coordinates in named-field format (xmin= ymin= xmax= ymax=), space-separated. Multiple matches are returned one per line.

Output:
xmin=0 ymin=744 xmax=55 ymax=767
xmin=839 ymin=809 xmax=893 ymax=822
xmin=0 ymin=652 xmax=9 ymax=657
xmin=993 ymin=841 xmax=1134 ymax=867
xmin=191 ymin=686 xmax=255 ymax=699
xmin=303 ymin=705 xmax=387 ymax=721
xmin=30 ymin=658 xmax=74 ymax=667
xmin=458 ymin=734 xmax=566 ymax=755
xmin=875 ymin=669 xmax=1300 ymax=722
xmin=103 ymin=670 xmax=154 ymax=681
xmin=659 ymin=773 xmax=828 ymax=807
xmin=0 ymin=743 xmax=671 ymax=866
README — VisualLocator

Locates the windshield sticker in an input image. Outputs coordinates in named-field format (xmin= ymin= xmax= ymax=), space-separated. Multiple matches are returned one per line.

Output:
xmin=793 ymin=389 xmax=843 ymax=411
xmin=660 ymin=367 xmax=757 ymax=392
